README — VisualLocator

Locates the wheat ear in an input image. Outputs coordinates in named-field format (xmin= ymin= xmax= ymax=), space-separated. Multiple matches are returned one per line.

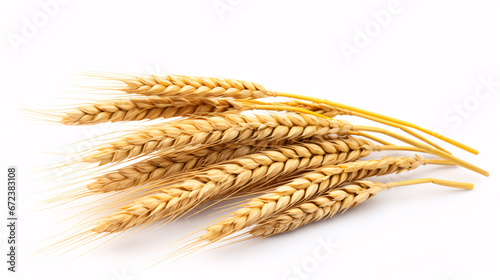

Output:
xmin=83 ymin=112 xmax=353 ymax=165
xmin=250 ymin=178 xmax=472 ymax=237
xmin=87 ymin=139 xmax=289 ymax=193
xmin=200 ymin=156 xmax=449 ymax=242
xmin=61 ymin=97 xmax=245 ymax=125
xmin=90 ymin=136 xmax=376 ymax=233
xmin=106 ymin=73 xmax=277 ymax=99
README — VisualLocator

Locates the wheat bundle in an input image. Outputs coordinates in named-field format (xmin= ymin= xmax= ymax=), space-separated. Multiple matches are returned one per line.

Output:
xmin=42 ymin=73 xmax=487 ymax=262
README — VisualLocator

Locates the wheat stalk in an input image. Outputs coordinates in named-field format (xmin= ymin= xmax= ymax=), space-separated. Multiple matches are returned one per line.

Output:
xmin=90 ymin=136 xmax=376 ymax=233
xmin=277 ymin=92 xmax=478 ymax=154
xmin=83 ymin=112 xmax=353 ymax=165
xmin=60 ymin=97 xmax=341 ymax=125
xmin=60 ymin=96 xmax=453 ymax=157
xmin=61 ymin=97 xmax=245 ymax=125
xmin=111 ymin=73 xmax=277 ymax=99
xmin=200 ymin=156 xmax=444 ymax=242
xmin=59 ymin=93 xmax=456 ymax=162
xmin=249 ymin=178 xmax=472 ymax=237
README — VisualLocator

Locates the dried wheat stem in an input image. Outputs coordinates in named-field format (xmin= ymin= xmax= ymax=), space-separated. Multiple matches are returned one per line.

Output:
xmin=61 ymin=97 xmax=245 ymax=125
xmin=348 ymin=110 xmax=451 ymax=154
xmin=200 ymin=156 xmax=441 ymax=242
xmin=250 ymin=178 xmax=473 ymax=237
xmin=83 ymin=113 xmax=353 ymax=165
xmin=113 ymin=74 xmax=277 ymax=99
xmin=270 ymin=100 xmax=450 ymax=152
xmin=276 ymin=92 xmax=478 ymax=155
xmin=352 ymin=126 xmax=488 ymax=176
xmin=91 ymin=136 xmax=376 ymax=233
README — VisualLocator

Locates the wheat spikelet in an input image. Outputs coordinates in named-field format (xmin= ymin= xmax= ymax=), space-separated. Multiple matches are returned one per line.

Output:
xmin=87 ymin=139 xmax=289 ymax=193
xmin=61 ymin=97 xmax=245 ymax=125
xmin=84 ymin=112 xmax=353 ymax=165
xmin=200 ymin=156 xmax=429 ymax=242
xmin=112 ymin=73 xmax=277 ymax=99
xmin=91 ymin=136 xmax=375 ymax=233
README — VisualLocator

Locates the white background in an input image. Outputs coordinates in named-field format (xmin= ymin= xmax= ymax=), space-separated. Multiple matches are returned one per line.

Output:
xmin=1 ymin=0 xmax=500 ymax=279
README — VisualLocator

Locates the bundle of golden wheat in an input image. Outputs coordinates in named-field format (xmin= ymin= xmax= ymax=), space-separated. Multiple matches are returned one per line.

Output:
xmin=44 ymin=73 xmax=487 ymax=261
